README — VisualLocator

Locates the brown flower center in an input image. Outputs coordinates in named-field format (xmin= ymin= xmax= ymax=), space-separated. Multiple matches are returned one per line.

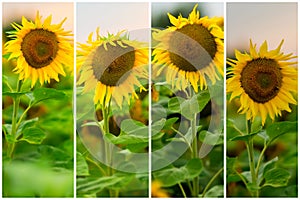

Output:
xmin=21 ymin=29 xmax=58 ymax=68
xmin=240 ymin=58 xmax=282 ymax=103
xmin=168 ymin=24 xmax=217 ymax=72
xmin=91 ymin=42 xmax=135 ymax=86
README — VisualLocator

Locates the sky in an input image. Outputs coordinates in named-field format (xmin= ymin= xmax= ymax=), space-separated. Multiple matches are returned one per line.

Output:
xmin=76 ymin=3 xmax=149 ymax=43
xmin=227 ymin=3 xmax=297 ymax=58
xmin=2 ymin=2 xmax=74 ymax=32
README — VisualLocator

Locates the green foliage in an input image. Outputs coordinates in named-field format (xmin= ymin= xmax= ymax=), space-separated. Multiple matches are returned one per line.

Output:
xmin=226 ymin=101 xmax=298 ymax=197
xmin=2 ymin=69 xmax=73 ymax=197
xmin=153 ymin=158 xmax=203 ymax=187
xmin=263 ymin=168 xmax=291 ymax=188
xmin=21 ymin=127 xmax=46 ymax=144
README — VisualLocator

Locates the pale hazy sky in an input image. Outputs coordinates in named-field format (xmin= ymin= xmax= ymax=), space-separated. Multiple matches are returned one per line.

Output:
xmin=2 ymin=3 xmax=74 ymax=31
xmin=227 ymin=3 xmax=297 ymax=57
xmin=76 ymin=3 xmax=149 ymax=43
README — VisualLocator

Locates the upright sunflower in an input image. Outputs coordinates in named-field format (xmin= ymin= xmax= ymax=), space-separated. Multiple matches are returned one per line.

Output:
xmin=77 ymin=28 xmax=148 ymax=108
xmin=227 ymin=40 xmax=297 ymax=125
xmin=152 ymin=4 xmax=224 ymax=92
xmin=4 ymin=11 xmax=73 ymax=87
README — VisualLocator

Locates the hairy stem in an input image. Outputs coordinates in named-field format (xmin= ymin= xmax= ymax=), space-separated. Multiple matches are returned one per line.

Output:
xmin=178 ymin=182 xmax=187 ymax=198
xmin=201 ymin=167 xmax=223 ymax=197
xmin=7 ymin=80 xmax=23 ymax=159
xmin=101 ymin=104 xmax=117 ymax=197
xmin=191 ymin=113 xmax=199 ymax=197
xmin=246 ymin=120 xmax=259 ymax=197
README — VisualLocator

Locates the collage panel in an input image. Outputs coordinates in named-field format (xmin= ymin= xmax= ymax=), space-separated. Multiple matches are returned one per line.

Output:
xmin=1 ymin=1 xmax=298 ymax=199
xmin=151 ymin=2 xmax=224 ymax=198
xmin=76 ymin=2 xmax=150 ymax=197
xmin=226 ymin=2 xmax=298 ymax=197
xmin=2 ymin=2 xmax=74 ymax=197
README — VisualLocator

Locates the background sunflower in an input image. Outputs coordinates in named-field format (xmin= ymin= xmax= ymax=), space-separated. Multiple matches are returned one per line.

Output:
xmin=152 ymin=3 xmax=224 ymax=92
xmin=4 ymin=10 xmax=73 ymax=87
xmin=227 ymin=40 xmax=297 ymax=125
xmin=77 ymin=28 xmax=148 ymax=108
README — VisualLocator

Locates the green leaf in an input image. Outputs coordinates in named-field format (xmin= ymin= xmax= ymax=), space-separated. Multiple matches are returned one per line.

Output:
xmin=37 ymin=145 xmax=73 ymax=169
xmin=181 ymin=96 xmax=199 ymax=120
xmin=107 ymin=172 xmax=135 ymax=190
xmin=2 ymin=91 xmax=29 ymax=99
xmin=260 ymin=185 xmax=297 ymax=197
xmin=76 ymin=152 xmax=90 ymax=176
xmin=104 ymin=119 xmax=150 ymax=146
xmin=266 ymin=121 xmax=297 ymax=143
xmin=163 ymin=117 xmax=178 ymax=129
xmin=199 ymin=130 xmax=223 ymax=145
xmin=226 ymin=119 xmax=244 ymax=139
xmin=230 ymin=132 xmax=257 ymax=142
xmin=151 ymin=118 xmax=166 ymax=137
xmin=262 ymin=157 xmax=278 ymax=176
xmin=153 ymin=158 xmax=202 ymax=187
xmin=185 ymin=158 xmax=203 ymax=179
xmin=121 ymin=119 xmax=148 ymax=137
xmin=168 ymin=91 xmax=210 ymax=120
xmin=168 ymin=96 xmax=185 ymax=113
xmin=104 ymin=119 xmax=149 ymax=145
xmin=257 ymin=157 xmax=278 ymax=185
xmin=104 ymin=132 xmax=147 ymax=145
xmin=246 ymin=182 xmax=260 ymax=192
xmin=6 ymin=134 xmax=15 ymax=144
xmin=195 ymin=90 xmax=211 ymax=112
xmin=181 ymin=91 xmax=210 ymax=120
xmin=32 ymin=87 xmax=66 ymax=104
xmin=263 ymin=168 xmax=291 ymax=188
xmin=226 ymin=157 xmax=241 ymax=183
xmin=203 ymin=185 xmax=223 ymax=197
xmin=19 ymin=118 xmax=38 ymax=130
xmin=77 ymin=173 xmax=134 ymax=195
xmin=20 ymin=127 xmax=46 ymax=144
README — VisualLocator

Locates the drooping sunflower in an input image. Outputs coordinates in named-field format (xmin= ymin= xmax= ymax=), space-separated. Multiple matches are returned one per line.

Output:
xmin=152 ymin=4 xmax=224 ymax=92
xmin=227 ymin=40 xmax=297 ymax=125
xmin=77 ymin=28 xmax=148 ymax=108
xmin=4 ymin=11 xmax=73 ymax=87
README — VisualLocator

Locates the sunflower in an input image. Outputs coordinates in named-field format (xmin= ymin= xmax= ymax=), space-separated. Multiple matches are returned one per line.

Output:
xmin=152 ymin=4 xmax=224 ymax=92
xmin=4 ymin=11 xmax=73 ymax=87
xmin=227 ymin=40 xmax=297 ymax=125
xmin=77 ymin=28 xmax=148 ymax=108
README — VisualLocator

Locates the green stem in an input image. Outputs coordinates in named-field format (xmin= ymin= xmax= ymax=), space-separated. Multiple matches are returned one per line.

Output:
xmin=186 ymin=179 xmax=193 ymax=195
xmin=171 ymin=127 xmax=193 ymax=152
xmin=191 ymin=113 xmax=199 ymax=197
xmin=15 ymin=105 xmax=32 ymax=132
xmin=245 ymin=120 xmax=259 ymax=197
xmin=101 ymin=103 xmax=117 ymax=197
xmin=235 ymin=170 xmax=248 ymax=187
xmin=85 ymin=156 xmax=107 ymax=176
xmin=201 ymin=167 xmax=223 ymax=198
xmin=255 ymin=143 xmax=268 ymax=179
xmin=7 ymin=80 xmax=22 ymax=159
xmin=178 ymin=182 xmax=187 ymax=198
xmin=102 ymin=105 xmax=111 ymax=173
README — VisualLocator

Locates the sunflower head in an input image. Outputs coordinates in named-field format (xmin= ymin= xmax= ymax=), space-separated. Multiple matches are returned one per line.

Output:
xmin=152 ymin=4 xmax=224 ymax=92
xmin=4 ymin=11 xmax=73 ymax=87
xmin=77 ymin=28 xmax=148 ymax=108
xmin=227 ymin=40 xmax=297 ymax=125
